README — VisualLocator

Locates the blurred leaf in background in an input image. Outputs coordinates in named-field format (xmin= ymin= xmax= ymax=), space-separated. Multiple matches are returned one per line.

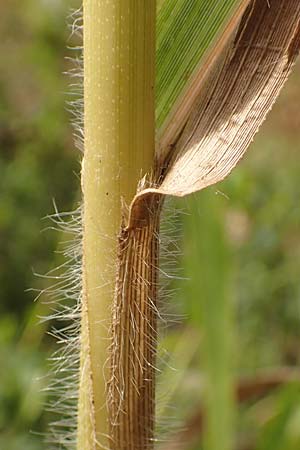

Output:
xmin=0 ymin=1 xmax=79 ymax=449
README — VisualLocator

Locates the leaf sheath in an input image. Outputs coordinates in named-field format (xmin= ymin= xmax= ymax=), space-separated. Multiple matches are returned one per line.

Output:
xmin=108 ymin=196 xmax=162 ymax=450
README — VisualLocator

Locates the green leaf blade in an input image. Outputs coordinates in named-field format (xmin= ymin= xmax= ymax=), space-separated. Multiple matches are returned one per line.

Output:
xmin=156 ymin=0 xmax=249 ymax=129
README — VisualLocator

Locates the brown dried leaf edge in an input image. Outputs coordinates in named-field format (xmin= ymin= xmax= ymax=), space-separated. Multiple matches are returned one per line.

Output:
xmin=128 ymin=0 xmax=300 ymax=229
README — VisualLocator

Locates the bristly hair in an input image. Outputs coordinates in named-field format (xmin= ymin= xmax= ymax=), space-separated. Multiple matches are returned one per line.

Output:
xmin=42 ymin=205 xmax=82 ymax=449
xmin=42 ymin=6 xmax=83 ymax=449
xmin=66 ymin=6 xmax=84 ymax=154
xmin=43 ymin=6 xmax=190 ymax=450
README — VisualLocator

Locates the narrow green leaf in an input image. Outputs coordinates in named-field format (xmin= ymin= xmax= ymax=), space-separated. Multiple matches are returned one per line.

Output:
xmin=183 ymin=190 xmax=235 ymax=450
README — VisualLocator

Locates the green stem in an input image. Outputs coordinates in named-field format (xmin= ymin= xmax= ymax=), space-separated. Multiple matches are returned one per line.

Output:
xmin=79 ymin=1 xmax=156 ymax=448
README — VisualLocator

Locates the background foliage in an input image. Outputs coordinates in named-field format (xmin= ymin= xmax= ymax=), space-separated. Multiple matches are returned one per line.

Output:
xmin=1 ymin=1 xmax=300 ymax=449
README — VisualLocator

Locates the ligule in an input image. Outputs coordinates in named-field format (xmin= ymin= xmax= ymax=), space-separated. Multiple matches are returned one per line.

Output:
xmin=108 ymin=197 xmax=162 ymax=450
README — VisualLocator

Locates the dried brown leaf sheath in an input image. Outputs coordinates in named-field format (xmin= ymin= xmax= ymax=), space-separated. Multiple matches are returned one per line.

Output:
xmin=108 ymin=1 xmax=300 ymax=449
xmin=108 ymin=196 xmax=162 ymax=450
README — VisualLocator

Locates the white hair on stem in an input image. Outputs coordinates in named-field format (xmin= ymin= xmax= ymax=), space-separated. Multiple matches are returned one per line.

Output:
xmin=40 ymin=6 xmax=199 ymax=450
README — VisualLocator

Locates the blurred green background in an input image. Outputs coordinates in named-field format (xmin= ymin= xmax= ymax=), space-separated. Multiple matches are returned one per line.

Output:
xmin=1 ymin=1 xmax=300 ymax=449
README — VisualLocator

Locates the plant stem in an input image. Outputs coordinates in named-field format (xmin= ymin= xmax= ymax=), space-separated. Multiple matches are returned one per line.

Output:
xmin=79 ymin=1 xmax=156 ymax=449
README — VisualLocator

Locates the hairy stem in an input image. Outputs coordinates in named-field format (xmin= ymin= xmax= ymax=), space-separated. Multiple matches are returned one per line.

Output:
xmin=79 ymin=1 xmax=156 ymax=448
xmin=108 ymin=196 xmax=162 ymax=450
